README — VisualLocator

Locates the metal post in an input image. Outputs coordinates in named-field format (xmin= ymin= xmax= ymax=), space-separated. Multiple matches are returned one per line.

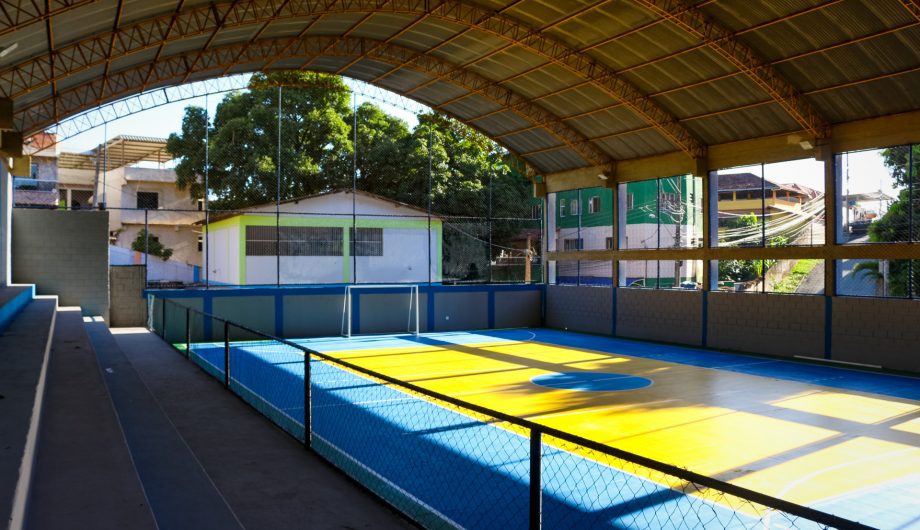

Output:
xmin=204 ymin=93 xmax=210 ymax=289
xmin=224 ymin=320 xmax=230 ymax=388
xmin=427 ymin=125 xmax=433 ymax=286
xmin=102 ymin=122 xmax=107 ymax=208
xmin=144 ymin=209 xmax=149 ymax=286
xmin=303 ymin=352 xmax=311 ymax=449
xmin=529 ymin=429 xmax=542 ymax=530
xmin=488 ymin=170 xmax=493 ymax=283
xmin=276 ymin=85 xmax=282 ymax=287
xmin=185 ymin=307 xmax=190 ymax=358
xmin=161 ymin=298 xmax=167 ymax=339
xmin=352 ymin=91 xmax=358 ymax=285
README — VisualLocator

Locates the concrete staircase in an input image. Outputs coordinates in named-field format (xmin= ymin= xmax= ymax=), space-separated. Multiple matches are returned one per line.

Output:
xmin=1 ymin=287 xmax=411 ymax=530
xmin=0 ymin=286 xmax=56 ymax=530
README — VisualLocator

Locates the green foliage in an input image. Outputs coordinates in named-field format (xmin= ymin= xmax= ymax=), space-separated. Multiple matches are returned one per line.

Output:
xmin=718 ymin=259 xmax=759 ymax=283
xmin=771 ymin=259 xmax=819 ymax=293
xmin=165 ymin=72 xmax=534 ymax=272
xmin=867 ymin=146 xmax=920 ymax=295
xmin=724 ymin=212 xmax=758 ymax=230
xmin=131 ymin=229 xmax=173 ymax=261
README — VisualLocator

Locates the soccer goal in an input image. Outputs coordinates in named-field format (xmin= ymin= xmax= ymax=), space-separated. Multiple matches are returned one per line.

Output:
xmin=341 ymin=284 xmax=420 ymax=338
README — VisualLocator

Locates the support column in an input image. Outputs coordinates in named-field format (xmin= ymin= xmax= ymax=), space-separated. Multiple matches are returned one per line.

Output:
xmin=1 ymin=162 xmax=10 ymax=285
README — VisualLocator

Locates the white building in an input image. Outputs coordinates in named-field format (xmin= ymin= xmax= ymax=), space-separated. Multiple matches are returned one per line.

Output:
xmin=205 ymin=190 xmax=442 ymax=285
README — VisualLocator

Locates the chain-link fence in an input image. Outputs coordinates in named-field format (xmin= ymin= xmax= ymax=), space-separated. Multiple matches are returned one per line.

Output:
xmin=151 ymin=296 xmax=872 ymax=530
xmin=15 ymin=75 xmax=543 ymax=289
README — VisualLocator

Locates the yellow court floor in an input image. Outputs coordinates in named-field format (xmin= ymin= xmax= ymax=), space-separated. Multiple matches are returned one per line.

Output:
xmin=313 ymin=331 xmax=920 ymax=525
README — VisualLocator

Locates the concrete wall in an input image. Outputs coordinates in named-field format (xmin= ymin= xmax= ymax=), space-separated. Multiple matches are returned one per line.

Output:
xmin=110 ymin=266 xmax=146 ymax=326
xmin=545 ymin=284 xmax=920 ymax=374
xmin=617 ymin=289 xmax=703 ymax=345
xmin=151 ymin=284 xmax=542 ymax=344
xmin=545 ymin=285 xmax=612 ymax=335
xmin=832 ymin=297 xmax=920 ymax=372
xmin=11 ymin=209 xmax=109 ymax=318
xmin=706 ymin=292 xmax=826 ymax=359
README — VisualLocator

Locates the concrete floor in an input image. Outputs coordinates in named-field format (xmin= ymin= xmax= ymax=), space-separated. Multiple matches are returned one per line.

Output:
xmin=109 ymin=327 xmax=413 ymax=530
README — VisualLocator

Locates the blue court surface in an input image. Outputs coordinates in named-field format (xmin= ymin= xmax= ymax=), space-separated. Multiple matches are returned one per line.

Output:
xmin=185 ymin=329 xmax=920 ymax=529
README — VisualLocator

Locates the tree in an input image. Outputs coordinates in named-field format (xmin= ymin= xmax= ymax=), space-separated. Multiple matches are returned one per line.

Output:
xmin=167 ymin=72 xmax=353 ymax=210
xmin=165 ymin=72 xmax=536 ymax=281
xmin=132 ymin=229 xmax=173 ymax=261
xmin=868 ymin=145 xmax=920 ymax=296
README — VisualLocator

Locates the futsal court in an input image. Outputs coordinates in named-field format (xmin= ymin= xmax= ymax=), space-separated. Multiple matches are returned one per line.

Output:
xmin=184 ymin=326 xmax=920 ymax=529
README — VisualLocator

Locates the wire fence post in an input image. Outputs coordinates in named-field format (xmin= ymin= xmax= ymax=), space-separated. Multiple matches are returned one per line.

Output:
xmin=185 ymin=307 xmax=191 ymax=358
xmin=529 ymin=428 xmax=542 ymax=530
xmin=144 ymin=209 xmax=149 ymax=286
xmin=223 ymin=320 xmax=230 ymax=388
xmin=161 ymin=297 xmax=166 ymax=339
xmin=303 ymin=351 xmax=311 ymax=449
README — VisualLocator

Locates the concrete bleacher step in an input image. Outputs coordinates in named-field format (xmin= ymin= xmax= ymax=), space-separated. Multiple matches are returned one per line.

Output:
xmin=25 ymin=308 xmax=157 ymax=530
xmin=0 ymin=294 xmax=56 ymax=530
xmin=83 ymin=320 xmax=244 ymax=530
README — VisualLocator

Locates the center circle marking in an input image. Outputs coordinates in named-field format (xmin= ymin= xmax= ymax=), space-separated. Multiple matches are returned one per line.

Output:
xmin=531 ymin=372 xmax=653 ymax=392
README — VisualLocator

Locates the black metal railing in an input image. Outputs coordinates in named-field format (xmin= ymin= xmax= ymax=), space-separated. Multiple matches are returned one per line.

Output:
xmin=149 ymin=296 xmax=875 ymax=530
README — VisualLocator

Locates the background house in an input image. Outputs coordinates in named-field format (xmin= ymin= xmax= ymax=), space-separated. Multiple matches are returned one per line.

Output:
xmin=548 ymin=177 xmax=704 ymax=287
xmin=205 ymin=189 xmax=442 ymax=285
xmin=56 ymin=135 xmax=204 ymax=269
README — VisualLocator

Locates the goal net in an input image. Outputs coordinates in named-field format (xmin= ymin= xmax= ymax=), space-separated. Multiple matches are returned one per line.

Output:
xmin=341 ymin=284 xmax=420 ymax=338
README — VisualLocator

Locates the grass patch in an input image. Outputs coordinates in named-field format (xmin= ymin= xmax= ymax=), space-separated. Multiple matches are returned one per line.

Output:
xmin=771 ymin=259 xmax=820 ymax=293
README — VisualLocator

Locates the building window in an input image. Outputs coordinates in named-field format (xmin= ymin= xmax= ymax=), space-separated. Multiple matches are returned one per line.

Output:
xmin=587 ymin=196 xmax=600 ymax=214
xmin=563 ymin=238 xmax=583 ymax=251
xmin=605 ymin=237 xmax=614 ymax=250
xmin=137 ymin=191 xmax=159 ymax=210
xmin=532 ymin=204 xmax=541 ymax=219
xmin=627 ymin=193 xmax=635 ymax=210
xmin=197 ymin=198 xmax=204 ymax=211
xmin=350 ymin=227 xmax=384 ymax=256
xmin=197 ymin=236 xmax=203 ymax=252
xmin=245 ymin=226 xmax=344 ymax=256
xmin=570 ymin=198 xmax=579 ymax=216
xmin=559 ymin=201 xmax=566 ymax=217
xmin=30 ymin=163 xmax=39 ymax=179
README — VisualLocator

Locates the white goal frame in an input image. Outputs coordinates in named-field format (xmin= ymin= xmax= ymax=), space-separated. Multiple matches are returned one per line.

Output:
xmin=341 ymin=284 xmax=420 ymax=338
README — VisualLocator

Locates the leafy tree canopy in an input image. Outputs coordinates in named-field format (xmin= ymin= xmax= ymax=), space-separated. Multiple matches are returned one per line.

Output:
xmin=165 ymin=71 xmax=533 ymax=220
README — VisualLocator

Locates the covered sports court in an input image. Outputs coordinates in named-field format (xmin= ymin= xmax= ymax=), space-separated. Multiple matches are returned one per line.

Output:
xmin=1 ymin=1 xmax=919 ymax=529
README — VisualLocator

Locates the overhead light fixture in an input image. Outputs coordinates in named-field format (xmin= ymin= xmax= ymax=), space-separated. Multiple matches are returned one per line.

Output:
xmin=799 ymin=140 xmax=814 ymax=150
xmin=597 ymin=173 xmax=608 ymax=180
xmin=0 ymin=43 xmax=18 ymax=58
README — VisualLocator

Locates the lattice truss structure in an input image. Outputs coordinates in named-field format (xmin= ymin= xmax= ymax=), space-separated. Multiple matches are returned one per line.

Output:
xmin=1 ymin=0 xmax=919 ymax=175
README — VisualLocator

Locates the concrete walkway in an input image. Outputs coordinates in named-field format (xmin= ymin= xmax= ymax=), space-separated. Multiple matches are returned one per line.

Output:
xmin=109 ymin=327 xmax=414 ymax=530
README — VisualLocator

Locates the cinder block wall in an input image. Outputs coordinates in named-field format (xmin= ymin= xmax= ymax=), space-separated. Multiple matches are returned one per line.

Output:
xmin=12 ymin=209 xmax=110 ymax=319
xmin=110 ymin=266 xmax=146 ymax=326
xmin=706 ymin=292 xmax=826 ymax=359
xmin=151 ymin=284 xmax=543 ymax=342
xmin=832 ymin=297 xmax=920 ymax=372
xmin=545 ymin=285 xmax=612 ymax=335
xmin=617 ymin=289 xmax=703 ymax=345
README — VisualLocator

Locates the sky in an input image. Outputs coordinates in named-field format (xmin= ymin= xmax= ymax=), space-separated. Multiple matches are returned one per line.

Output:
xmin=57 ymin=76 xmax=422 ymax=155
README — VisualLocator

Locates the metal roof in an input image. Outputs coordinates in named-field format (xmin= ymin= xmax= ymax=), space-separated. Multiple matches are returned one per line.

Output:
xmin=57 ymin=135 xmax=172 ymax=170
xmin=1 ymin=0 xmax=918 ymax=176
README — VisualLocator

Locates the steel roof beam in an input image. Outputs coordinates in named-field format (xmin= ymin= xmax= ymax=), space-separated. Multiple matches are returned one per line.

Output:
xmin=13 ymin=36 xmax=613 ymax=170
xmin=0 ymin=0 xmax=95 ymax=37
xmin=634 ymin=0 xmax=831 ymax=139
xmin=0 ymin=0 xmax=706 ymax=158
xmin=900 ymin=0 xmax=920 ymax=22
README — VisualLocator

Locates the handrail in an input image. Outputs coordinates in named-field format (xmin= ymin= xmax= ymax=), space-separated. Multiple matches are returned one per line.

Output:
xmin=158 ymin=296 xmax=876 ymax=530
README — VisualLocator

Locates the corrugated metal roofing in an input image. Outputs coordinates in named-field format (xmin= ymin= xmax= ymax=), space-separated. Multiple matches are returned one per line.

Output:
xmin=1 ymin=0 xmax=918 ymax=176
